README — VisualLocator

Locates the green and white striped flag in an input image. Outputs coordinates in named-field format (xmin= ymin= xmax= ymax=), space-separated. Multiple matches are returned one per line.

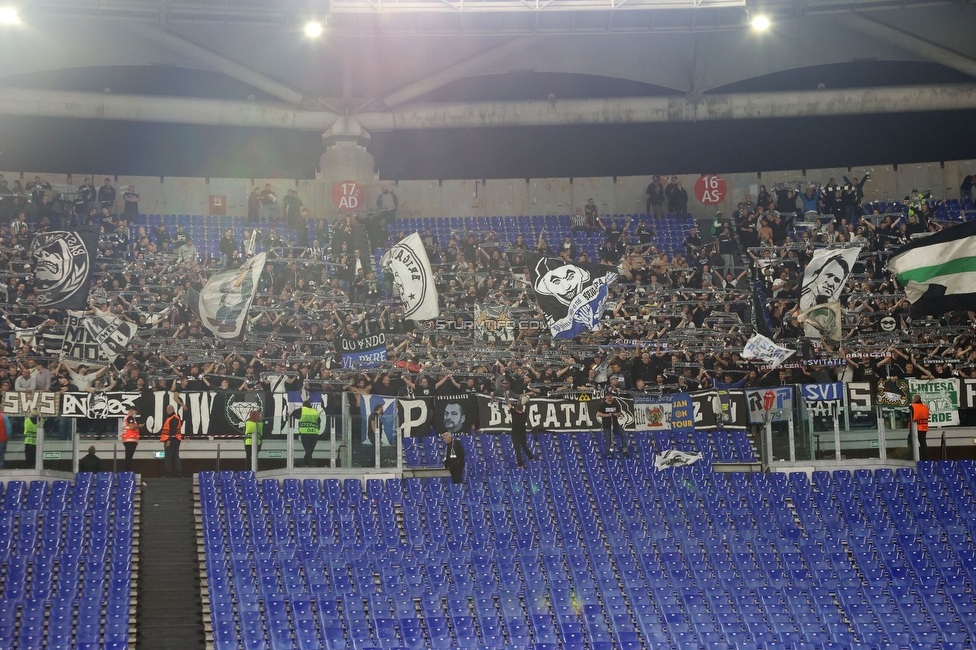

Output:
xmin=888 ymin=219 xmax=976 ymax=317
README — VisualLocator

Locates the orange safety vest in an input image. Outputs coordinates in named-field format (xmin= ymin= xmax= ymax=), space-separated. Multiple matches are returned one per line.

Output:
xmin=160 ymin=413 xmax=183 ymax=442
xmin=122 ymin=414 xmax=140 ymax=442
xmin=910 ymin=402 xmax=929 ymax=432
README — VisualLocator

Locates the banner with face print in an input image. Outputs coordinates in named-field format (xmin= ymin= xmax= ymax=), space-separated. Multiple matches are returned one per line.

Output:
xmin=195 ymin=252 xmax=266 ymax=340
xmin=528 ymin=256 xmax=618 ymax=339
xmin=436 ymin=393 xmax=476 ymax=436
xmin=799 ymin=246 xmax=860 ymax=337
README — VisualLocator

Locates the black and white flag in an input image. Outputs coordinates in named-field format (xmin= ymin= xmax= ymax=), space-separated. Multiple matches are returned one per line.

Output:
xmin=528 ymin=257 xmax=618 ymax=339
xmin=799 ymin=246 xmax=859 ymax=338
xmin=653 ymin=449 xmax=703 ymax=471
xmin=30 ymin=227 xmax=98 ymax=309
xmin=84 ymin=310 xmax=138 ymax=364
xmin=194 ymin=252 xmax=266 ymax=339
xmin=61 ymin=310 xmax=109 ymax=367
xmin=381 ymin=233 xmax=439 ymax=322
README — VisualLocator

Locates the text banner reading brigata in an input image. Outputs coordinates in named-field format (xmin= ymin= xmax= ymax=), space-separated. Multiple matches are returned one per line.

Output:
xmin=476 ymin=395 xmax=635 ymax=434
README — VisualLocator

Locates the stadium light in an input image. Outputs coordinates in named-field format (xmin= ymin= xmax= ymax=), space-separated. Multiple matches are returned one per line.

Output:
xmin=304 ymin=21 xmax=324 ymax=37
xmin=750 ymin=15 xmax=771 ymax=31
xmin=0 ymin=7 xmax=19 ymax=24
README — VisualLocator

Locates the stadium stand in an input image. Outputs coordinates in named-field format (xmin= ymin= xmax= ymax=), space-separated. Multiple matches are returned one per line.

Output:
xmin=198 ymin=433 xmax=976 ymax=650
xmin=0 ymin=473 xmax=138 ymax=650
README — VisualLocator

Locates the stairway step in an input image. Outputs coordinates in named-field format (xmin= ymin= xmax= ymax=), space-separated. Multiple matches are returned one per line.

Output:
xmin=137 ymin=478 xmax=204 ymax=650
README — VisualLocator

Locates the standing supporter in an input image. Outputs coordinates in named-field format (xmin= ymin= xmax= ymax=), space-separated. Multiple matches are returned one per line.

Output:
xmin=665 ymin=177 xmax=688 ymax=214
xmin=122 ymin=185 xmax=140 ymax=221
xmin=79 ymin=446 xmax=101 ymax=473
xmin=442 ymin=431 xmax=465 ymax=484
xmin=596 ymin=393 xmax=630 ymax=458
xmin=247 ymin=186 xmax=262 ymax=223
xmin=376 ymin=184 xmax=399 ymax=227
xmin=98 ymin=178 xmax=117 ymax=214
xmin=645 ymin=175 xmax=664 ymax=216
xmin=259 ymin=184 xmax=278 ymax=221
xmin=510 ymin=401 xmax=535 ymax=468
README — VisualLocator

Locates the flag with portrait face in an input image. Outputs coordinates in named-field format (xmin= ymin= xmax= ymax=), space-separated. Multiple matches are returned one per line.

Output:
xmin=528 ymin=256 xmax=618 ymax=339
xmin=799 ymin=247 xmax=859 ymax=337
xmin=195 ymin=252 xmax=266 ymax=339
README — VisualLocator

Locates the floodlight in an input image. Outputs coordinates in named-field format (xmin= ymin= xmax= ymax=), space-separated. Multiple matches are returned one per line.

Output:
xmin=0 ymin=7 xmax=19 ymax=25
xmin=304 ymin=21 xmax=324 ymax=37
xmin=751 ymin=15 xmax=771 ymax=31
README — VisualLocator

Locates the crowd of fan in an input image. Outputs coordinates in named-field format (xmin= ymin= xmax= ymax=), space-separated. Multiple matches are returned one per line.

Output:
xmin=0 ymin=173 xmax=974 ymax=409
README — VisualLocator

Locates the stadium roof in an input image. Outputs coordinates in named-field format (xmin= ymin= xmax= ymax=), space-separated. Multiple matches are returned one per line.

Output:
xmin=0 ymin=0 xmax=975 ymax=178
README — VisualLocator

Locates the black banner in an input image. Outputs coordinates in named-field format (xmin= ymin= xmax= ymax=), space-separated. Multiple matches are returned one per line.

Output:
xmin=689 ymin=390 xmax=749 ymax=430
xmin=338 ymin=332 xmax=387 ymax=369
xmin=30 ymin=227 xmax=99 ymax=309
xmin=476 ymin=395 xmax=635 ymax=433
xmin=60 ymin=390 xmax=342 ymax=440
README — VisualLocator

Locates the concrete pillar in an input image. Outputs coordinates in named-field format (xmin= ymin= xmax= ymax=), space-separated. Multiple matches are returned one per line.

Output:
xmin=318 ymin=116 xmax=376 ymax=183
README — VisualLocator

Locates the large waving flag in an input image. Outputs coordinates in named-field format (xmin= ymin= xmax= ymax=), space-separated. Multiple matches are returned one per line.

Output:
xmin=797 ymin=301 xmax=843 ymax=341
xmin=888 ymin=219 xmax=976 ymax=317
xmin=528 ymin=257 xmax=618 ymax=339
xmin=194 ymin=252 xmax=266 ymax=339
xmin=799 ymin=246 xmax=860 ymax=337
xmin=741 ymin=333 xmax=796 ymax=369
xmin=83 ymin=310 xmax=138 ymax=364
xmin=30 ymin=227 xmax=99 ymax=309
xmin=381 ymin=233 xmax=440 ymax=322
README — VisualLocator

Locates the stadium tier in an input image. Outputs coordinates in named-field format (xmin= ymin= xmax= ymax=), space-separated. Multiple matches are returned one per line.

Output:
xmin=129 ymin=212 xmax=696 ymax=261
xmin=0 ymin=473 xmax=138 ymax=650
xmin=199 ymin=435 xmax=976 ymax=650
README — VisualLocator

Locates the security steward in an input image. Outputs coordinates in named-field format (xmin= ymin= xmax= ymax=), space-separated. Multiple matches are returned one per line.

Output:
xmin=909 ymin=394 xmax=930 ymax=461
xmin=244 ymin=410 xmax=263 ymax=470
xmin=293 ymin=401 xmax=321 ymax=467
xmin=160 ymin=404 xmax=184 ymax=478
xmin=122 ymin=407 xmax=142 ymax=473
xmin=23 ymin=409 xmax=40 ymax=469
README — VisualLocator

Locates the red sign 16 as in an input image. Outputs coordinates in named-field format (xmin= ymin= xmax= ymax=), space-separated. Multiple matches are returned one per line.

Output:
xmin=694 ymin=175 xmax=728 ymax=205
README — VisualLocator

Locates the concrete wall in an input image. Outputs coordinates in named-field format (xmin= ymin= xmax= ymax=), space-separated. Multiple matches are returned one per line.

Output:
xmin=3 ymin=159 xmax=973 ymax=223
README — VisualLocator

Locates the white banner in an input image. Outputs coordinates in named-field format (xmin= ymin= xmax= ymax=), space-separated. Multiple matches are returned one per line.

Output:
xmin=653 ymin=449 xmax=703 ymax=471
xmin=1 ymin=391 xmax=60 ymax=417
xmin=381 ymin=233 xmax=440 ymax=322
xmin=633 ymin=396 xmax=673 ymax=430
xmin=745 ymin=387 xmax=794 ymax=424
xmin=908 ymin=378 xmax=960 ymax=426
xmin=742 ymin=334 xmax=796 ymax=369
